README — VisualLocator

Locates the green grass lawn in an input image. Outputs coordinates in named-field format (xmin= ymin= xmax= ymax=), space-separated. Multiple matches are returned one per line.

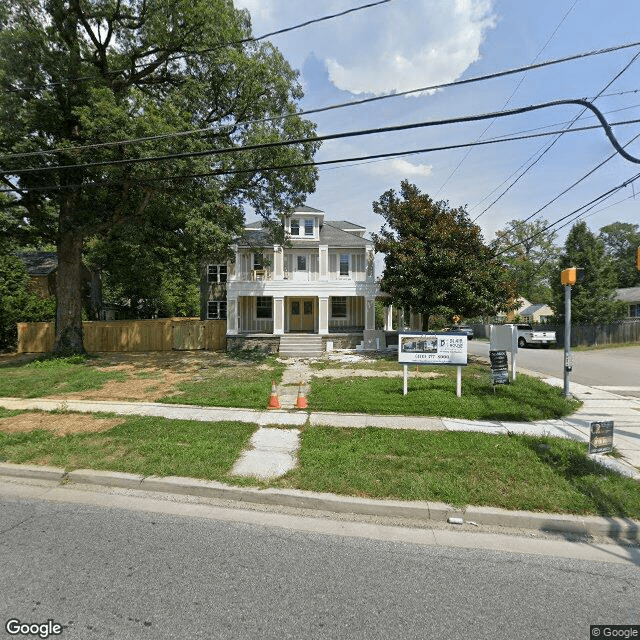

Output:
xmin=159 ymin=358 xmax=286 ymax=409
xmin=309 ymin=365 xmax=580 ymax=420
xmin=0 ymin=355 xmax=127 ymax=398
xmin=275 ymin=427 xmax=640 ymax=518
xmin=0 ymin=415 xmax=256 ymax=481
xmin=1 ymin=413 xmax=638 ymax=517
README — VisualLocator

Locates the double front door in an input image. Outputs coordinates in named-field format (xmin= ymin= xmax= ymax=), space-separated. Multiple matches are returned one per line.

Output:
xmin=289 ymin=297 xmax=315 ymax=332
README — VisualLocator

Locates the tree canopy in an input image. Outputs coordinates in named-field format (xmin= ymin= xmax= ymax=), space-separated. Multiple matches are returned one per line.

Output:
xmin=599 ymin=221 xmax=640 ymax=289
xmin=553 ymin=221 xmax=626 ymax=324
xmin=490 ymin=219 xmax=558 ymax=305
xmin=372 ymin=181 xmax=515 ymax=329
xmin=0 ymin=0 xmax=319 ymax=352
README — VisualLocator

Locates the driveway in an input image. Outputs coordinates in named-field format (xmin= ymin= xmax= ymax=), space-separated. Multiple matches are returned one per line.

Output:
xmin=467 ymin=341 xmax=640 ymax=398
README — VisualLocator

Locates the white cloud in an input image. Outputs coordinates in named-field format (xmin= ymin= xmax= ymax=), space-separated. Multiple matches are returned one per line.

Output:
xmin=324 ymin=0 xmax=496 ymax=95
xmin=234 ymin=0 xmax=496 ymax=96
xmin=369 ymin=158 xmax=433 ymax=178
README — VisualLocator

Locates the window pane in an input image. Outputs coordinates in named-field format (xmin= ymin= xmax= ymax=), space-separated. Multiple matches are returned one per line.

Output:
xmin=304 ymin=219 xmax=314 ymax=236
xmin=256 ymin=296 xmax=272 ymax=319
xmin=297 ymin=255 xmax=306 ymax=271
xmin=253 ymin=253 xmax=263 ymax=269
xmin=207 ymin=265 xmax=217 ymax=283
xmin=339 ymin=254 xmax=349 ymax=276
xmin=304 ymin=301 xmax=313 ymax=315
xmin=207 ymin=300 xmax=225 ymax=319
xmin=332 ymin=297 xmax=347 ymax=318
xmin=291 ymin=301 xmax=300 ymax=315
xmin=219 ymin=265 xmax=227 ymax=282
xmin=290 ymin=220 xmax=300 ymax=235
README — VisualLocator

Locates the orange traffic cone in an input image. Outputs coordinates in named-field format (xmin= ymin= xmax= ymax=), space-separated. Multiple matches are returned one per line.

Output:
xmin=295 ymin=381 xmax=308 ymax=409
xmin=267 ymin=379 xmax=280 ymax=409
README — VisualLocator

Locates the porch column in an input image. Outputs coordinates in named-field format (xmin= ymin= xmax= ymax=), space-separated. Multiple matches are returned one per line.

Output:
xmin=365 ymin=296 xmax=376 ymax=330
xmin=227 ymin=296 xmax=238 ymax=334
xmin=384 ymin=303 xmax=394 ymax=331
xmin=318 ymin=296 xmax=329 ymax=335
xmin=273 ymin=297 xmax=284 ymax=335
xmin=273 ymin=245 xmax=284 ymax=280
xmin=319 ymin=245 xmax=328 ymax=281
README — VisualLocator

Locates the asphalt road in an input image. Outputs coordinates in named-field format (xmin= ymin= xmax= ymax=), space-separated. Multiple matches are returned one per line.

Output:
xmin=1 ymin=482 xmax=639 ymax=640
xmin=468 ymin=341 xmax=640 ymax=398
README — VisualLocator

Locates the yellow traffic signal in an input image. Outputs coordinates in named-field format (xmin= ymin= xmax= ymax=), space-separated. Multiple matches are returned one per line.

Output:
xmin=561 ymin=267 xmax=577 ymax=286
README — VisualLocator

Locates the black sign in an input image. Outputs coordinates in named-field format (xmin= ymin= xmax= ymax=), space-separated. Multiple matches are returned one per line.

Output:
xmin=489 ymin=350 xmax=509 ymax=385
xmin=589 ymin=421 xmax=614 ymax=454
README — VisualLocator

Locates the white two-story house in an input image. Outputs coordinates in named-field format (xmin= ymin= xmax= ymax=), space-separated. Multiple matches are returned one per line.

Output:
xmin=203 ymin=206 xmax=386 ymax=351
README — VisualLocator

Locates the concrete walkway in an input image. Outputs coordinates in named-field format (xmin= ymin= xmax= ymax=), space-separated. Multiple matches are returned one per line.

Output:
xmin=1 ymin=377 xmax=639 ymax=480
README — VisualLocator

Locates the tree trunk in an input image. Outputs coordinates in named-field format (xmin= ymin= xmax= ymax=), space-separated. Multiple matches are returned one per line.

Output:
xmin=54 ymin=231 xmax=85 ymax=355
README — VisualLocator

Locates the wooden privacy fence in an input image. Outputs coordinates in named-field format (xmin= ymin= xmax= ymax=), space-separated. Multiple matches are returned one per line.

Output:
xmin=17 ymin=318 xmax=227 ymax=353
xmin=470 ymin=320 xmax=640 ymax=347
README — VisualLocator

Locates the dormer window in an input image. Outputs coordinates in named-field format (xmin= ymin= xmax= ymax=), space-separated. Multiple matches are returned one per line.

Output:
xmin=304 ymin=219 xmax=314 ymax=236
xmin=290 ymin=219 xmax=300 ymax=235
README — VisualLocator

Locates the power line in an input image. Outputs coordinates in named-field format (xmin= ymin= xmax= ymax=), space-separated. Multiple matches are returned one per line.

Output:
xmin=492 ymin=172 xmax=640 ymax=258
xmin=4 ymin=114 xmax=640 ymax=195
xmin=4 ymin=0 xmax=392 ymax=94
xmin=434 ymin=0 xmax=580 ymax=198
xmin=472 ymin=48 xmax=640 ymax=222
xmin=4 ymin=98 xmax=639 ymax=180
xmin=3 ymin=41 xmax=640 ymax=163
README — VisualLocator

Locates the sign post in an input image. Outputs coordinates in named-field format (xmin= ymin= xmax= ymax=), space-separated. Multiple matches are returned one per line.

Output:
xmin=398 ymin=332 xmax=467 ymax=396
xmin=560 ymin=267 xmax=583 ymax=398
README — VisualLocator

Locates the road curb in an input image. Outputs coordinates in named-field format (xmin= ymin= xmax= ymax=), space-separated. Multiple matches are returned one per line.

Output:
xmin=1 ymin=463 xmax=638 ymax=542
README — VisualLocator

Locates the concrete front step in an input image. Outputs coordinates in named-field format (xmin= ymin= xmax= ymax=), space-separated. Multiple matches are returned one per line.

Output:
xmin=279 ymin=334 xmax=323 ymax=357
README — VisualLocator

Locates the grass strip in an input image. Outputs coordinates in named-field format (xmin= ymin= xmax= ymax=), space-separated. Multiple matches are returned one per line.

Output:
xmin=309 ymin=365 xmax=580 ymax=420
xmin=0 ymin=355 xmax=126 ymax=398
xmin=276 ymin=427 xmax=640 ymax=518
xmin=160 ymin=361 xmax=286 ymax=409
xmin=0 ymin=416 xmax=256 ymax=482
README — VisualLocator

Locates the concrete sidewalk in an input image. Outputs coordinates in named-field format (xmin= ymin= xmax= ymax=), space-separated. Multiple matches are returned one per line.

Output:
xmin=0 ymin=375 xmax=639 ymax=478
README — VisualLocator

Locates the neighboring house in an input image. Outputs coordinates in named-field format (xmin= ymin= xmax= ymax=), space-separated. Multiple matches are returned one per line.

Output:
xmin=202 ymin=206 xmax=388 ymax=349
xmin=17 ymin=252 xmax=102 ymax=318
xmin=17 ymin=252 xmax=60 ymax=298
xmin=496 ymin=297 xmax=554 ymax=324
xmin=614 ymin=286 xmax=640 ymax=318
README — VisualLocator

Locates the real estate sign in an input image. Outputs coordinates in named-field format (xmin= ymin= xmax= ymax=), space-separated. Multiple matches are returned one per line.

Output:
xmin=398 ymin=333 xmax=468 ymax=365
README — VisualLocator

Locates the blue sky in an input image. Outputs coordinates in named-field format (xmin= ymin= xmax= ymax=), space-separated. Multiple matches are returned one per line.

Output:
xmin=235 ymin=0 xmax=640 ymax=250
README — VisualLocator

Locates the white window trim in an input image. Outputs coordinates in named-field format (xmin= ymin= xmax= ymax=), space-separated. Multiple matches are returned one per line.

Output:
xmin=338 ymin=253 xmax=350 ymax=278
xmin=331 ymin=296 xmax=349 ymax=319
xmin=207 ymin=264 xmax=227 ymax=284
xmin=288 ymin=217 xmax=317 ymax=240
xmin=256 ymin=296 xmax=273 ymax=319
xmin=207 ymin=300 xmax=227 ymax=320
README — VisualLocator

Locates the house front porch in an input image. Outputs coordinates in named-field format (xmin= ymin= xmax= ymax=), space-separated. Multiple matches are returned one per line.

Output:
xmin=227 ymin=294 xmax=382 ymax=336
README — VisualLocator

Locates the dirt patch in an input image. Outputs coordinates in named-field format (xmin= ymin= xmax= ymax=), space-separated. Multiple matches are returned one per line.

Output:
xmin=49 ymin=363 xmax=193 ymax=402
xmin=0 ymin=412 xmax=123 ymax=436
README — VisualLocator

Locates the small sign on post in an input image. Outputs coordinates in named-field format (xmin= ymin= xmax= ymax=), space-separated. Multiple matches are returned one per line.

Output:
xmin=398 ymin=332 xmax=467 ymax=396
xmin=589 ymin=420 xmax=614 ymax=454
xmin=489 ymin=350 xmax=509 ymax=386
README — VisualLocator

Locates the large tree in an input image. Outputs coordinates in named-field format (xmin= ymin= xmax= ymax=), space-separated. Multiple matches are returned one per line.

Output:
xmin=599 ymin=221 xmax=640 ymax=289
xmin=553 ymin=221 xmax=626 ymax=324
xmin=372 ymin=181 xmax=515 ymax=329
xmin=490 ymin=218 xmax=559 ymax=305
xmin=0 ymin=0 xmax=319 ymax=353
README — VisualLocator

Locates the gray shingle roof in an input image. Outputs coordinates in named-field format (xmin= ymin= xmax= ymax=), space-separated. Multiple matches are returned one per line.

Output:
xmin=615 ymin=286 xmax=640 ymax=302
xmin=17 ymin=252 xmax=58 ymax=276
xmin=236 ymin=220 xmax=371 ymax=248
